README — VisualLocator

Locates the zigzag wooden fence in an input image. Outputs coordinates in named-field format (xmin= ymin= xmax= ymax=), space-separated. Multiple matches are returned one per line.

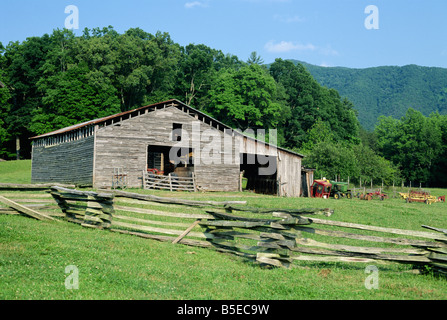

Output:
xmin=1 ymin=185 xmax=446 ymax=276
xmin=105 ymin=193 xmax=447 ymax=275
xmin=202 ymin=206 xmax=447 ymax=274
xmin=50 ymin=186 xmax=114 ymax=229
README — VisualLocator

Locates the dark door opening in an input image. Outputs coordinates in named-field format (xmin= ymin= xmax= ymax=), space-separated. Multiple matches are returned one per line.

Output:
xmin=240 ymin=153 xmax=277 ymax=195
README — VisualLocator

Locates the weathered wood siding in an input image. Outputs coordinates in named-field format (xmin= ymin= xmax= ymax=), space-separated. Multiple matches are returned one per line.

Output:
xmin=277 ymin=149 xmax=301 ymax=197
xmin=238 ymin=135 xmax=277 ymax=156
xmin=31 ymin=135 xmax=94 ymax=185
xmin=94 ymin=106 xmax=240 ymax=191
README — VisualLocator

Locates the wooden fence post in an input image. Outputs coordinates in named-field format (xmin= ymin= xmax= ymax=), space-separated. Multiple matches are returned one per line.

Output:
xmin=50 ymin=186 xmax=114 ymax=229
xmin=192 ymin=172 xmax=197 ymax=192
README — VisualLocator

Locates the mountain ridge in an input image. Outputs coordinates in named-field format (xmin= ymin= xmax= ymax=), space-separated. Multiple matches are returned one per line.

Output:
xmin=285 ymin=59 xmax=447 ymax=131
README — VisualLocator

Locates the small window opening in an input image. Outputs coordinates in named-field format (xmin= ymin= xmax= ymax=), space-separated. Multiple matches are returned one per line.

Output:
xmin=172 ymin=123 xmax=183 ymax=142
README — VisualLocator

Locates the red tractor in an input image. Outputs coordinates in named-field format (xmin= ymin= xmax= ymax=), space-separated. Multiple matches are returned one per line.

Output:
xmin=310 ymin=179 xmax=332 ymax=199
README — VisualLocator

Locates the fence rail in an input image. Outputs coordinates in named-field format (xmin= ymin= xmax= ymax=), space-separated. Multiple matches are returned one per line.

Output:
xmin=200 ymin=208 xmax=447 ymax=271
xmin=2 ymin=186 xmax=446 ymax=276
xmin=49 ymin=186 xmax=114 ymax=229
xmin=143 ymin=172 xmax=196 ymax=192
xmin=108 ymin=198 xmax=447 ymax=274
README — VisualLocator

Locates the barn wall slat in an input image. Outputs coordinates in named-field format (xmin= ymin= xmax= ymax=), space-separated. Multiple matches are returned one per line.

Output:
xmin=31 ymin=135 xmax=95 ymax=186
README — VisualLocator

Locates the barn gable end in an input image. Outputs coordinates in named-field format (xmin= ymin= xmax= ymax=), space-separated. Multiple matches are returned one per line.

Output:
xmin=94 ymin=105 xmax=240 ymax=191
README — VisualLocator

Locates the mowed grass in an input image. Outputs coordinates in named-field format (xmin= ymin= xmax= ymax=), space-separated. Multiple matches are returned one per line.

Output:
xmin=0 ymin=160 xmax=32 ymax=184
xmin=1 ymin=208 xmax=447 ymax=300
xmin=0 ymin=161 xmax=447 ymax=300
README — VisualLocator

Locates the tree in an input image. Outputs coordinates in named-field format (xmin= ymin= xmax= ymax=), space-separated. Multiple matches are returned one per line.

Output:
xmin=0 ymin=42 xmax=12 ymax=157
xmin=302 ymin=141 xmax=359 ymax=181
xmin=30 ymin=29 xmax=121 ymax=135
xmin=359 ymin=126 xmax=378 ymax=152
xmin=269 ymin=59 xmax=320 ymax=148
xmin=111 ymin=29 xmax=181 ymax=110
xmin=173 ymin=44 xmax=243 ymax=109
xmin=247 ymin=51 xmax=264 ymax=65
xmin=4 ymin=34 xmax=53 ymax=158
xmin=303 ymin=139 xmax=400 ymax=185
xmin=352 ymin=143 xmax=400 ymax=186
xmin=299 ymin=119 xmax=334 ymax=154
xmin=269 ymin=59 xmax=359 ymax=150
xmin=205 ymin=64 xmax=288 ymax=131
xmin=31 ymin=63 xmax=121 ymax=135
xmin=375 ymin=108 xmax=443 ymax=185
xmin=430 ymin=113 xmax=447 ymax=186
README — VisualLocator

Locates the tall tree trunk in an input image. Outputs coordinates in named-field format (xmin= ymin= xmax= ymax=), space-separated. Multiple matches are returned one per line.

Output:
xmin=16 ymin=136 xmax=20 ymax=160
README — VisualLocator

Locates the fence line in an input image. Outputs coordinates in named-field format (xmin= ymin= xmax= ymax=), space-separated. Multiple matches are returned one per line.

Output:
xmin=330 ymin=179 xmax=447 ymax=201
xmin=2 ymin=186 xmax=446 ymax=276
xmin=201 ymin=207 xmax=447 ymax=272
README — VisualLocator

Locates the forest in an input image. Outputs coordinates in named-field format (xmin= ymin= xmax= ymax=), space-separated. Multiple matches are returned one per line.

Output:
xmin=299 ymin=60 xmax=447 ymax=131
xmin=0 ymin=26 xmax=446 ymax=187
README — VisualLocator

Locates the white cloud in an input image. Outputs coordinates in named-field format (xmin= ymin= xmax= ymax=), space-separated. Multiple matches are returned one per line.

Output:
xmin=264 ymin=40 xmax=339 ymax=58
xmin=264 ymin=40 xmax=316 ymax=53
xmin=185 ymin=1 xmax=206 ymax=9
xmin=319 ymin=45 xmax=339 ymax=56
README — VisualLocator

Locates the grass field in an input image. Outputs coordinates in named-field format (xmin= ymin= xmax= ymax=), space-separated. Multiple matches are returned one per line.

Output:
xmin=0 ymin=160 xmax=446 ymax=300
xmin=0 ymin=160 xmax=32 ymax=184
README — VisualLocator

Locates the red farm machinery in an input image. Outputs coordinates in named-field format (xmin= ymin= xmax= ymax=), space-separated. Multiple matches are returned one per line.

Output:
xmin=310 ymin=179 xmax=353 ymax=199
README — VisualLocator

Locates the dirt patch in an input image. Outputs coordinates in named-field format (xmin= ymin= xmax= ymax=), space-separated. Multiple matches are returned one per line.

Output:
xmin=318 ymin=269 xmax=332 ymax=278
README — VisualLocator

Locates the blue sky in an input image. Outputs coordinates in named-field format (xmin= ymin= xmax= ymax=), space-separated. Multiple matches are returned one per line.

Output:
xmin=1 ymin=0 xmax=446 ymax=68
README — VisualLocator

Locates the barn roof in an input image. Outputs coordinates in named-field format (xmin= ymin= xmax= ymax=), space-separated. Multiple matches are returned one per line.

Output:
xmin=30 ymin=99 xmax=304 ymax=158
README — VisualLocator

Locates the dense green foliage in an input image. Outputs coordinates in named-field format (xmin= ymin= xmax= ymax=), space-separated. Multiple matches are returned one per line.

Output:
xmin=0 ymin=43 xmax=11 ymax=157
xmin=375 ymin=109 xmax=447 ymax=187
xmin=269 ymin=59 xmax=359 ymax=148
xmin=0 ymin=27 xmax=359 ymax=157
xmin=205 ymin=64 xmax=287 ymax=131
xmin=299 ymin=60 xmax=447 ymax=131
xmin=0 ymin=27 xmax=445 ymax=186
xmin=299 ymin=120 xmax=400 ymax=186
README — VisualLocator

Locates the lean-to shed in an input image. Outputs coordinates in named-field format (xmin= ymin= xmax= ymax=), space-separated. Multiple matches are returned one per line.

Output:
xmin=30 ymin=99 xmax=304 ymax=197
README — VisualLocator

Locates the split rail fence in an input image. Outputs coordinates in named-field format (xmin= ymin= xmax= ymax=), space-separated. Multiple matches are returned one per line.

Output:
xmin=0 ymin=184 xmax=446 ymax=276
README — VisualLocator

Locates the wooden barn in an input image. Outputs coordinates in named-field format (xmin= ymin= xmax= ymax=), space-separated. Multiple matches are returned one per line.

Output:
xmin=30 ymin=99 xmax=304 ymax=197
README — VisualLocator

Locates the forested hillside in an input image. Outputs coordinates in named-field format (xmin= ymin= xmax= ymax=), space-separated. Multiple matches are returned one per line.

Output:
xmin=1 ymin=27 xmax=446 ymax=187
xmin=297 ymin=60 xmax=447 ymax=131
xmin=0 ymin=27 xmax=358 ymax=159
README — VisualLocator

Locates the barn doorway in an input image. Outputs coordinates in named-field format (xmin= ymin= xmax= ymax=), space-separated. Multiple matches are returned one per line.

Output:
xmin=147 ymin=145 xmax=194 ymax=177
xmin=240 ymin=153 xmax=277 ymax=195
xmin=145 ymin=145 xmax=196 ymax=191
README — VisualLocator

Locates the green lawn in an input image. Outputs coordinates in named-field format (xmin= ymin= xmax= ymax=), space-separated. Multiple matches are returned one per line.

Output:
xmin=0 ymin=161 xmax=446 ymax=300
xmin=1 ymin=209 xmax=446 ymax=300
xmin=0 ymin=160 xmax=32 ymax=184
